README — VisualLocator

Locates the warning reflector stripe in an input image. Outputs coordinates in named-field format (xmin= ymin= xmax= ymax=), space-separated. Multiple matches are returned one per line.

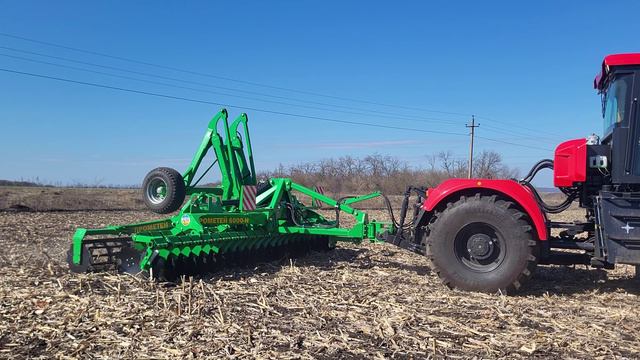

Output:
xmin=314 ymin=186 xmax=325 ymax=207
xmin=242 ymin=185 xmax=257 ymax=211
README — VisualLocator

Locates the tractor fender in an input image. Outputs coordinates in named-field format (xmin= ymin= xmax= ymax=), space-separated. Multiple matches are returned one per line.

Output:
xmin=422 ymin=179 xmax=548 ymax=240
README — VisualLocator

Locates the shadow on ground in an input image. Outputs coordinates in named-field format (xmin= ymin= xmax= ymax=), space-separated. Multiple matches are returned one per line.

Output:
xmin=83 ymin=244 xmax=639 ymax=297
xmin=522 ymin=265 xmax=640 ymax=296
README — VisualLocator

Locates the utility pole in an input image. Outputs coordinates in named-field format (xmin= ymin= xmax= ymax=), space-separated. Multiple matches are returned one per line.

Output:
xmin=466 ymin=115 xmax=479 ymax=178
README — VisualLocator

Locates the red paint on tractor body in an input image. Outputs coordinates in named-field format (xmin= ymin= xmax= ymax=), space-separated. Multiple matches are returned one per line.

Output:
xmin=553 ymin=138 xmax=587 ymax=187
xmin=423 ymin=179 xmax=548 ymax=240
xmin=595 ymin=53 xmax=640 ymax=90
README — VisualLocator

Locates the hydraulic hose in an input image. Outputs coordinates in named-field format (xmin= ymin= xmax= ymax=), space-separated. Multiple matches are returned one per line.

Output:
xmin=384 ymin=186 xmax=426 ymax=231
xmin=522 ymin=181 xmax=577 ymax=213
xmin=518 ymin=159 xmax=578 ymax=214
xmin=381 ymin=193 xmax=400 ymax=229
xmin=521 ymin=159 xmax=554 ymax=183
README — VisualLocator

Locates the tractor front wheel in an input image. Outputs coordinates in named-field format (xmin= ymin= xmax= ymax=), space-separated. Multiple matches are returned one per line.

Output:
xmin=425 ymin=194 xmax=539 ymax=294
xmin=142 ymin=167 xmax=186 ymax=214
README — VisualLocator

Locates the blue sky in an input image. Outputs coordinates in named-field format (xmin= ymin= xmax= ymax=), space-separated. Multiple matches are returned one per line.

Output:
xmin=1 ymin=1 xmax=638 ymax=186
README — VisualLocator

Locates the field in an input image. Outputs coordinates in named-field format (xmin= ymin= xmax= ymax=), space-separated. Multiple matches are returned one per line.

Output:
xmin=1 ymin=187 xmax=639 ymax=359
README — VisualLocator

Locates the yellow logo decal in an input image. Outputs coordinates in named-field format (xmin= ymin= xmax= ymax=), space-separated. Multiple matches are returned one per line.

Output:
xmin=200 ymin=216 xmax=250 ymax=225
xmin=132 ymin=221 xmax=171 ymax=233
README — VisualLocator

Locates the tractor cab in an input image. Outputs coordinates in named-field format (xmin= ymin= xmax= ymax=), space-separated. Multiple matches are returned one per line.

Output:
xmin=595 ymin=54 xmax=640 ymax=184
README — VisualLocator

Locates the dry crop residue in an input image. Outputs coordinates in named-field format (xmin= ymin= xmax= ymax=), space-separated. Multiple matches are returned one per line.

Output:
xmin=0 ymin=209 xmax=639 ymax=359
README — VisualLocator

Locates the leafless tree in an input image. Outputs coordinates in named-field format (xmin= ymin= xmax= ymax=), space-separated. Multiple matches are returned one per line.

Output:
xmin=259 ymin=150 xmax=518 ymax=194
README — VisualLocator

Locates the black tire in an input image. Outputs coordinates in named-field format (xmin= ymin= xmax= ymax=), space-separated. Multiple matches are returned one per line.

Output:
xmin=142 ymin=167 xmax=186 ymax=214
xmin=424 ymin=193 xmax=538 ymax=294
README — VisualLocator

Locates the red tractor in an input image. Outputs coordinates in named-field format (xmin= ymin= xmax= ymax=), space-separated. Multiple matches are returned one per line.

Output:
xmin=393 ymin=53 xmax=640 ymax=293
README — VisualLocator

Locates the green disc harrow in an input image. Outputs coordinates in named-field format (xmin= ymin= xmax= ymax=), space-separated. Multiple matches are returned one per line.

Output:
xmin=67 ymin=109 xmax=395 ymax=280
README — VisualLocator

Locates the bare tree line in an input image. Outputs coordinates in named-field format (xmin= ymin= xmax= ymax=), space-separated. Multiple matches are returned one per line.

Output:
xmin=3 ymin=151 xmax=516 ymax=193
xmin=260 ymin=150 xmax=519 ymax=194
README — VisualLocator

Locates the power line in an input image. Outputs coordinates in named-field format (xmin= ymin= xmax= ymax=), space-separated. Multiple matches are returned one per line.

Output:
xmin=0 ymin=46 xmax=564 ymax=143
xmin=480 ymin=123 xmax=561 ymax=145
xmin=0 ymin=32 xmax=563 ymax=141
xmin=475 ymin=115 xmax=561 ymax=138
xmin=0 ymin=32 xmax=474 ymax=117
xmin=0 ymin=46 xmax=468 ymax=125
xmin=0 ymin=67 xmax=465 ymax=136
xmin=476 ymin=135 xmax=550 ymax=150
xmin=0 ymin=67 xmax=552 ymax=151
xmin=0 ymin=51 xmax=467 ymax=127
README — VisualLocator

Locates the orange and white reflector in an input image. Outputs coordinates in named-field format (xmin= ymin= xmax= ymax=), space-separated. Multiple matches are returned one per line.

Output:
xmin=314 ymin=185 xmax=325 ymax=207
xmin=241 ymin=185 xmax=257 ymax=211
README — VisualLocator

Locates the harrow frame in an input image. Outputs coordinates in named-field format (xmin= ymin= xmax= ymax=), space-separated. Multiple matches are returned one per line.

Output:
xmin=68 ymin=109 xmax=394 ymax=278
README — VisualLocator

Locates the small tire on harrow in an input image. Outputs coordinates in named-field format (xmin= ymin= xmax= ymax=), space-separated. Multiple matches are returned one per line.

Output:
xmin=142 ymin=167 xmax=186 ymax=214
xmin=424 ymin=193 xmax=539 ymax=294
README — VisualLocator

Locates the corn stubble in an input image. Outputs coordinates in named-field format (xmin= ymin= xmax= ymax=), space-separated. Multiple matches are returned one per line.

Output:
xmin=0 ymin=208 xmax=638 ymax=359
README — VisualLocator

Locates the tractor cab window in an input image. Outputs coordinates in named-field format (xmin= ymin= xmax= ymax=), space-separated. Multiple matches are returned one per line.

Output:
xmin=603 ymin=74 xmax=633 ymax=135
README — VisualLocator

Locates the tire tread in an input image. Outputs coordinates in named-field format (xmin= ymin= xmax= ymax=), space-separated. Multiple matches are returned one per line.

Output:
xmin=142 ymin=167 xmax=186 ymax=214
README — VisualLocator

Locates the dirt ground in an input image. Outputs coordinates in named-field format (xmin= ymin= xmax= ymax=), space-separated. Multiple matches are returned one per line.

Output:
xmin=1 ymin=191 xmax=640 ymax=359
xmin=0 ymin=187 xmax=142 ymax=212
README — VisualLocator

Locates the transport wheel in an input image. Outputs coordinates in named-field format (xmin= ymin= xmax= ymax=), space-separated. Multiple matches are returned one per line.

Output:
xmin=142 ymin=167 xmax=186 ymax=214
xmin=424 ymin=193 xmax=539 ymax=294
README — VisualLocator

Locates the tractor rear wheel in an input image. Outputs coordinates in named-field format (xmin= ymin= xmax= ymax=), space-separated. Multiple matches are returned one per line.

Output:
xmin=142 ymin=167 xmax=186 ymax=214
xmin=424 ymin=193 xmax=538 ymax=294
